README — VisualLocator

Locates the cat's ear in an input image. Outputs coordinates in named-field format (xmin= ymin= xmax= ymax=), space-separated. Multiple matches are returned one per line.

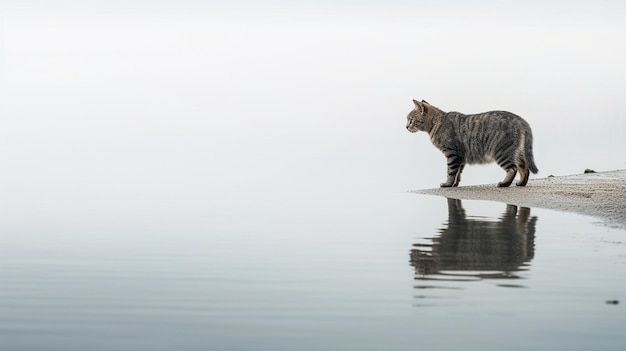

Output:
xmin=413 ymin=99 xmax=426 ymax=114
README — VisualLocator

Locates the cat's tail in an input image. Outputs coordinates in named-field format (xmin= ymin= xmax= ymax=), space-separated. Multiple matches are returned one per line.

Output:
xmin=525 ymin=133 xmax=539 ymax=174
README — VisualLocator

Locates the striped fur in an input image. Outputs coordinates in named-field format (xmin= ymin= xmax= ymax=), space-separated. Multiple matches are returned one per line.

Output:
xmin=406 ymin=99 xmax=539 ymax=187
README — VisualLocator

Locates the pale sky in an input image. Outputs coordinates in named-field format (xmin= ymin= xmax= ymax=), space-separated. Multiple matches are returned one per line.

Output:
xmin=1 ymin=1 xmax=625 ymax=193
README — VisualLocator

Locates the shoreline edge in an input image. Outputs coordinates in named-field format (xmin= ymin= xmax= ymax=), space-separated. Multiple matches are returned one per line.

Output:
xmin=412 ymin=169 xmax=626 ymax=229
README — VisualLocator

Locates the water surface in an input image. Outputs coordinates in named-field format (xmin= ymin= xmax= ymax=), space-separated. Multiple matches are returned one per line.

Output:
xmin=2 ymin=190 xmax=624 ymax=351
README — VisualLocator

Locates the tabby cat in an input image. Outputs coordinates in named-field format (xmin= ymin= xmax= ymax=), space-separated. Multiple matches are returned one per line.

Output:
xmin=406 ymin=99 xmax=538 ymax=187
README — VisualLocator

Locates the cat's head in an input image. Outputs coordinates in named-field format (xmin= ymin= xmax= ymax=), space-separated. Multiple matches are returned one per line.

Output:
xmin=406 ymin=99 xmax=440 ymax=133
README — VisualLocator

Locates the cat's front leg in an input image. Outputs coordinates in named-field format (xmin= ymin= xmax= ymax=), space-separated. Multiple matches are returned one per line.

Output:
xmin=440 ymin=149 xmax=464 ymax=187
xmin=452 ymin=164 xmax=465 ymax=187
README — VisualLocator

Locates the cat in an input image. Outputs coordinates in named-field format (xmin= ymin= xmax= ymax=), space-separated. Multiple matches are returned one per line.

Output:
xmin=406 ymin=99 xmax=538 ymax=187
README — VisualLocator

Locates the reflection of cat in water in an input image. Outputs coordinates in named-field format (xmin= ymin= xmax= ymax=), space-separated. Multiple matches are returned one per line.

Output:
xmin=410 ymin=198 xmax=537 ymax=278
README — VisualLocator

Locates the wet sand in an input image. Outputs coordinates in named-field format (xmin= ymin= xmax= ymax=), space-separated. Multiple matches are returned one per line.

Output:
xmin=414 ymin=169 xmax=626 ymax=229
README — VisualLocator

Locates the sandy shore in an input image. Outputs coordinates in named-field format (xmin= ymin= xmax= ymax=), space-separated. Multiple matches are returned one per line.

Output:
xmin=413 ymin=169 xmax=626 ymax=229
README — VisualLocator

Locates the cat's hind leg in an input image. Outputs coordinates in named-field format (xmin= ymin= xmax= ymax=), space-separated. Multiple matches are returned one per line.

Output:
xmin=497 ymin=168 xmax=517 ymax=187
xmin=516 ymin=164 xmax=529 ymax=186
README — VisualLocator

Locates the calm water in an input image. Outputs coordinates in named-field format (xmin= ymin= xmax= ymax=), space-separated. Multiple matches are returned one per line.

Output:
xmin=2 ymin=189 xmax=624 ymax=351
